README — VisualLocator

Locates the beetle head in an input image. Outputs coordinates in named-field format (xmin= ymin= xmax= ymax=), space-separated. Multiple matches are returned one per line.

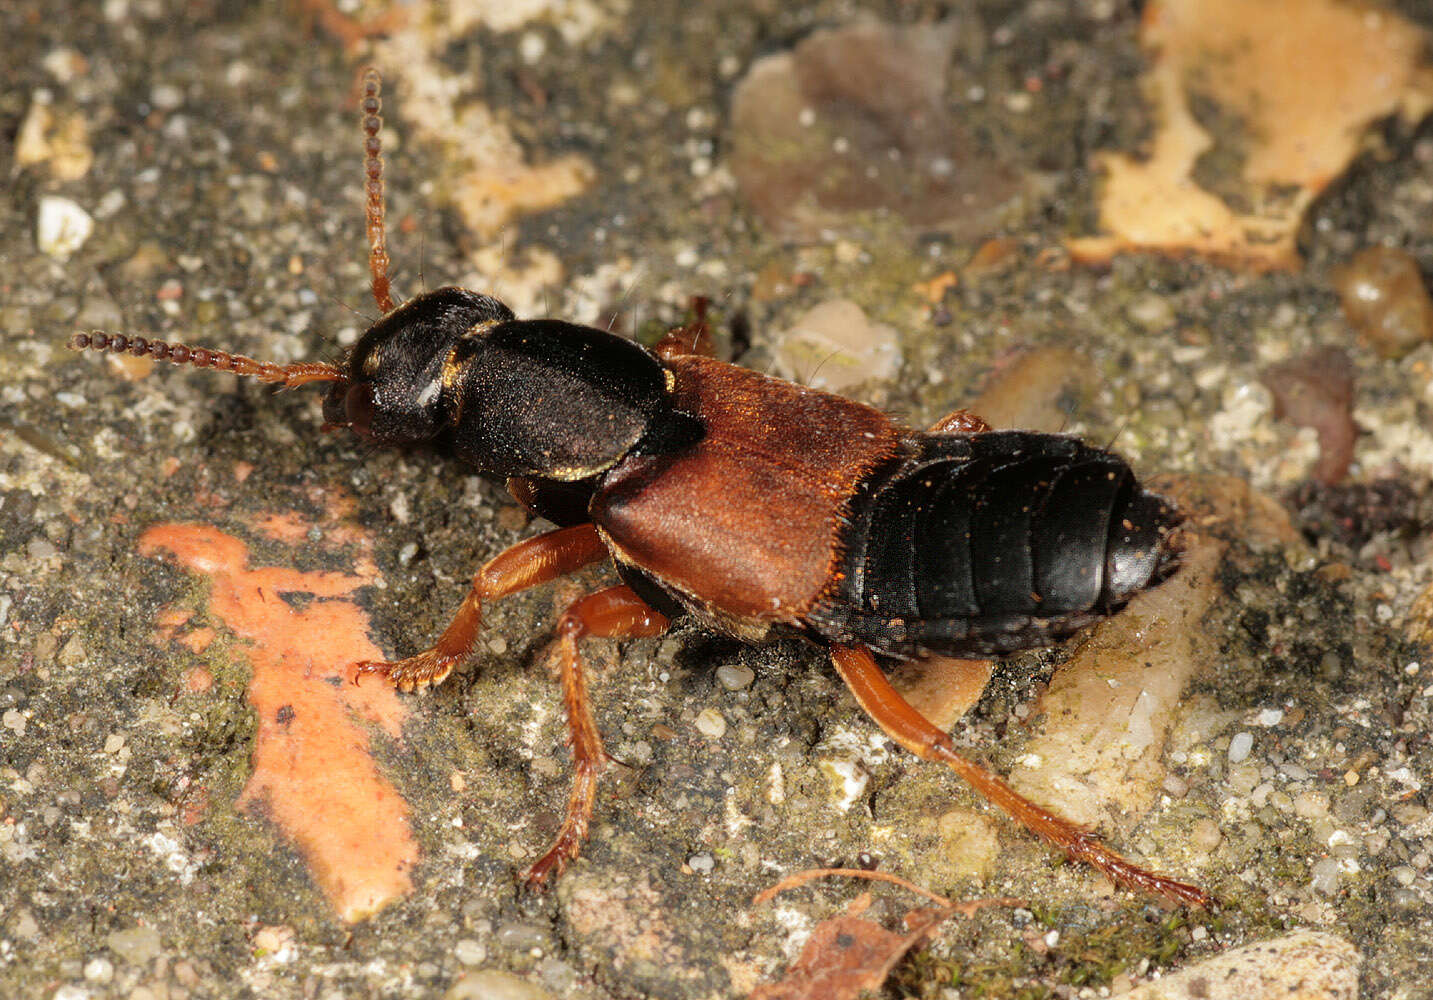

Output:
xmin=322 ymin=287 xmax=515 ymax=444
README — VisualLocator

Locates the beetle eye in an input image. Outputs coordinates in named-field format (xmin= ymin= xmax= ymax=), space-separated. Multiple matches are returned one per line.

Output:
xmin=344 ymin=382 xmax=376 ymax=434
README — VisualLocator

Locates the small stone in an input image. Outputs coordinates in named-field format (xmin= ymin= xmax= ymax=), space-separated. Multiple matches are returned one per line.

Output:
xmin=83 ymin=957 xmax=113 ymax=984
xmin=770 ymin=300 xmax=902 ymax=395
xmin=1228 ymin=731 xmax=1254 ymax=763
xmin=453 ymin=938 xmax=486 ymax=966
xmin=1295 ymin=790 xmax=1330 ymax=819
xmin=1332 ymin=246 xmax=1433 ymax=359
xmin=716 ymin=664 xmax=755 ymax=690
xmin=103 ymin=733 xmax=125 ymax=754
xmin=446 ymin=970 xmax=555 ymax=1000
xmin=694 ymin=708 xmax=727 ymax=738
xmin=1392 ymin=865 xmax=1417 ymax=886
xmin=1310 ymin=857 xmax=1340 ymax=894
xmin=1190 ymin=818 xmax=1222 ymax=853
xmin=2 ymin=709 xmax=25 ymax=737
xmin=57 ymin=637 xmax=86 ymax=667
xmin=37 ymin=195 xmax=94 ymax=259
xmin=105 ymin=926 xmax=161 ymax=965
xmin=688 ymin=851 xmax=716 ymax=873
xmin=1121 ymin=930 xmax=1359 ymax=999
xmin=1256 ymin=708 xmax=1284 ymax=727
xmin=494 ymin=922 xmax=551 ymax=953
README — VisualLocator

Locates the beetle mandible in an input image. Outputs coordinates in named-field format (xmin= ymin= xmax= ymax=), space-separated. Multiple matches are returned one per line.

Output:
xmin=70 ymin=69 xmax=1208 ymax=907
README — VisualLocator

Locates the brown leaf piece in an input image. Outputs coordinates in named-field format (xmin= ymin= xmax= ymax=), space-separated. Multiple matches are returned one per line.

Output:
xmin=750 ymin=894 xmax=951 ymax=1000
xmin=1260 ymin=347 xmax=1357 ymax=485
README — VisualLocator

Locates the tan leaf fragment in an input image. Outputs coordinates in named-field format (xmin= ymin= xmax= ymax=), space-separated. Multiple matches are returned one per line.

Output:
xmin=1069 ymin=0 xmax=1433 ymax=271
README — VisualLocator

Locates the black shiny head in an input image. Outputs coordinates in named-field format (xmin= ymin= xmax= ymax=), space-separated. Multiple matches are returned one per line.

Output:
xmin=323 ymin=287 xmax=515 ymax=443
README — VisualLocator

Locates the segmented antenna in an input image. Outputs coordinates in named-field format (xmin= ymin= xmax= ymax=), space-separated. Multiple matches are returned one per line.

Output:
xmin=362 ymin=68 xmax=396 ymax=314
xmin=68 ymin=332 xmax=344 ymax=389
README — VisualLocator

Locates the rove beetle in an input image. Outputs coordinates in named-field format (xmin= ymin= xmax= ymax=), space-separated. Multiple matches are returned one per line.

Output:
xmin=71 ymin=70 xmax=1208 ymax=907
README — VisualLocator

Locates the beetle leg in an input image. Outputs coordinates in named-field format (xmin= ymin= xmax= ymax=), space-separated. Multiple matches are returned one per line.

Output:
xmin=654 ymin=297 xmax=715 ymax=360
xmin=927 ymin=409 xmax=992 ymax=435
xmin=830 ymin=644 xmax=1212 ymax=908
xmin=353 ymin=523 xmax=608 ymax=691
xmin=524 ymin=584 xmax=669 ymax=889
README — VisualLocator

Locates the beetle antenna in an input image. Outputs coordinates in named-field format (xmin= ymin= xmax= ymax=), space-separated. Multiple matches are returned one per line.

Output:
xmin=361 ymin=67 xmax=396 ymax=315
xmin=68 ymin=332 xmax=345 ymax=389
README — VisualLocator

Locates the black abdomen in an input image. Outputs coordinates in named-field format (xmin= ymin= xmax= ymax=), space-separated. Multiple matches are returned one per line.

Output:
xmin=808 ymin=432 xmax=1180 ymax=658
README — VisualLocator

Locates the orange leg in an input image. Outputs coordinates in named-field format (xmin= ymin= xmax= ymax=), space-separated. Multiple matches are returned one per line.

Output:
xmin=654 ymin=297 xmax=715 ymax=360
xmin=524 ymin=585 xmax=669 ymax=889
xmin=830 ymin=644 xmax=1211 ymax=907
xmin=353 ymin=524 xmax=608 ymax=691
xmin=928 ymin=408 xmax=992 ymax=434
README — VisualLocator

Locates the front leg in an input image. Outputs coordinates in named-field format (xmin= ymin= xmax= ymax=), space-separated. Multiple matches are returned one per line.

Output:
xmin=354 ymin=523 xmax=608 ymax=691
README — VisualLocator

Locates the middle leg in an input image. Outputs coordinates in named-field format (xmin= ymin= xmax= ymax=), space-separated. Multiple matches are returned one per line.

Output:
xmin=524 ymin=584 xmax=670 ymax=888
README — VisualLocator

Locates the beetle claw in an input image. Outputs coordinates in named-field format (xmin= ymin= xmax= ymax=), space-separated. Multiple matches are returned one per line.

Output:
xmin=351 ymin=650 xmax=459 ymax=691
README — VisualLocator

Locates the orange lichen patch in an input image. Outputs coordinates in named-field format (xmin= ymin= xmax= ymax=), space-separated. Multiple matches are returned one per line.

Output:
xmin=912 ymin=271 xmax=959 ymax=304
xmin=139 ymin=523 xmax=415 ymax=922
xmin=1069 ymin=0 xmax=1433 ymax=271
xmin=253 ymin=511 xmax=312 ymax=547
xmin=182 ymin=666 xmax=215 ymax=694
xmin=177 ymin=627 xmax=216 ymax=655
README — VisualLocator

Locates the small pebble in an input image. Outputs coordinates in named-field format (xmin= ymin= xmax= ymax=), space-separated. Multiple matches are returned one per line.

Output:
xmin=1310 ymin=857 xmax=1340 ymax=894
xmin=495 ymin=922 xmax=551 ymax=953
xmin=1331 ymin=245 xmax=1433 ymax=359
xmin=1228 ymin=731 xmax=1254 ymax=763
xmin=105 ymin=926 xmax=161 ymax=965
xmin=453 ymin=938 xmax=486 ymax=966
xmin=694 ymin=708 xmax=727 ymax=738
xmin=716 ymin=664 xmax=755 ymax=691
xmin=1190 ymin=818 xmax=1222 ymax=853
xmin=37 ymin=195 xmax=94 ymax=259
xmin=1294 ymin=790 xmax=1330 ymax=820
xmin=688 ymin=851 xmax=716 ymax=874
xmin=1392 ymin=865 xmax=1417 ymax=887
xmin=83 ymin=957 xmax=113 ymax=984
xmin=1256 ymin=708 xmax=1284 ymax=726
xmin=446 ymin=970 xmax=555 ymax=1000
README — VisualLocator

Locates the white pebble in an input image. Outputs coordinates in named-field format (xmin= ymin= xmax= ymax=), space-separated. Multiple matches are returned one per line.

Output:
xmin=37 ymin=195 xmax=94 ymax=260
xmin=716 ymin=665 xmax=755 ymax=690
xmin=1228 ymin=731 xmax=1253 ymax=764
xmin=694 ymin=708 xmax=726 ymax=738
xmin=1256 ymin=708 xmax=1284 ymax=727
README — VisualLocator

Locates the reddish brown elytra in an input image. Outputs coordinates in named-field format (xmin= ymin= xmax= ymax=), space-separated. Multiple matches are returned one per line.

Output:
xmin=71 ymin=69 xmax=1209 ymax=907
